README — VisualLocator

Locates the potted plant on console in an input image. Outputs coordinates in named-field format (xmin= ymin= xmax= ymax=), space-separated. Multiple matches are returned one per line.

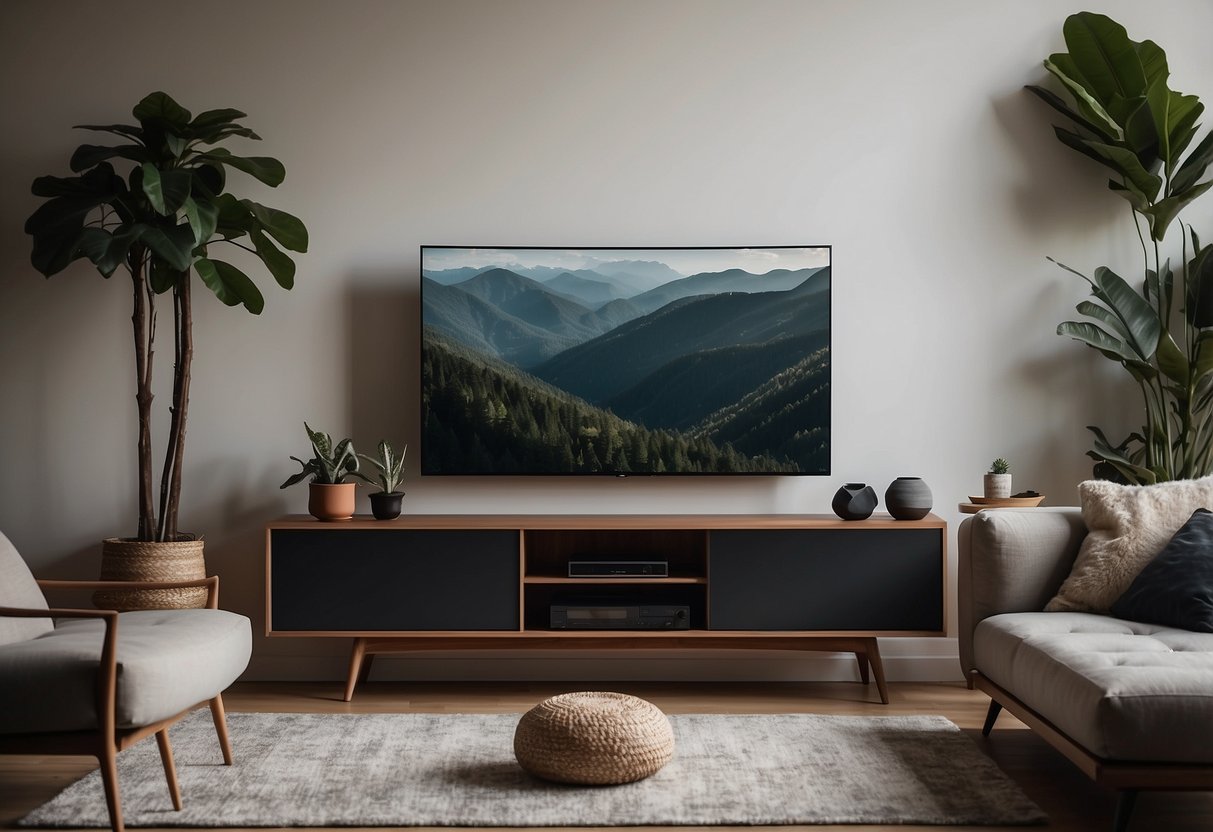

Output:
xmin=353 ymin=441 xmax=407 ymax=520
xmin=281 ymin=424 xmax=360 ymax=521
xmin=24 ymin=91 xmax=307 ymax=609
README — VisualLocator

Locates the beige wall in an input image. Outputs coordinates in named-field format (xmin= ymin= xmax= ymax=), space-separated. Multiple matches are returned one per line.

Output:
xmin=2 ymin=0 xmax=1211 ymax=681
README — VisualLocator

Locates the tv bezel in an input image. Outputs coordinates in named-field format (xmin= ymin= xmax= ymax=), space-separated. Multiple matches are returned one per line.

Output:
xmin=419 ymin=244 xmax=832 ymax=477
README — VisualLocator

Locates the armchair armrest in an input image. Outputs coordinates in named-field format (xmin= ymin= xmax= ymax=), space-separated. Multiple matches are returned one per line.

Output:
xmin=37 ymin=575 xmax=220 ymax=608
xmin=0 ymin=605 xmax=120 ymax=737
xmin=957 ymin=508 xmax=1086 ymax=678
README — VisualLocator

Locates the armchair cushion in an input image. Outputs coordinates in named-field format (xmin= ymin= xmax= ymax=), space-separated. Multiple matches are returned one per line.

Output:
xmin=0 ymin=531 xmax=52 ymax=646
xmin=1111 ymin=508 xmax=1213 ymax=633
xmin=0 ymin=609 xmax=251 ymax=735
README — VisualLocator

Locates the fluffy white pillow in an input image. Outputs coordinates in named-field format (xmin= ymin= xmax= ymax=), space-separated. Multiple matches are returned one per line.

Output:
xmin=1046 ymin=475 xmax=1213 ymax=613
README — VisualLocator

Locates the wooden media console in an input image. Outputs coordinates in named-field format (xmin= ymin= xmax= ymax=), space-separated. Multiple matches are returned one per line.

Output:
xmin=265 ymin=514 xmax=947 ymax=702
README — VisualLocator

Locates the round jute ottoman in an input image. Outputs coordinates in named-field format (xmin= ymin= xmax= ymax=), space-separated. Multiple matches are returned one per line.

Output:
xmin=513 ymin=691 xmax=675 ymax=785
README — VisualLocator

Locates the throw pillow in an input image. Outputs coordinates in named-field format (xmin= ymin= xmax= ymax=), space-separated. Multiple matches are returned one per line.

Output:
xmin=1110 ymin=508 xmax=1213 ymax=632
xmin=1045 ymin=474 xmax=1213 ymax=613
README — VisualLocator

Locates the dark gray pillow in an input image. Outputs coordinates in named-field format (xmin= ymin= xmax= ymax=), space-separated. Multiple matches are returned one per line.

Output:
xmin=1110 ymin=508 xmax=1213 ymax=633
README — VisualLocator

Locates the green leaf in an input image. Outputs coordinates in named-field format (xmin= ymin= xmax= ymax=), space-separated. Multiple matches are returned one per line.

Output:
xmin=140 ymin=163 xmax=192 ymax=216
xmin=199 ymin=148 xmax=285 ymax=186
xmin=132 ymin=91 xmax=191 ymax=127
xmin=1172 ymin=130 xmax=1213 ymax=194
xmin=1076 ymin=299 xmax=1132 ymax=341
xmin=190 ymin=108 xmax=247 ymax=130
xmin=1109 ymin=179 xmax=1150 ymax=211
xmin=1135 ymin=40 xmax=1169 ymax=89
xmin=1086 ymin=425 xmax=1158 ymax=484
xmin=74 ymin=227 xmax=138 ymax=277
xmin=1092 ymin=266 xmax=1161 ymax=358
xmin=73 ymin=123 xmax=144 ymax=142
xmin=243 ymin=200 xmax=308 ymax=252
xmin=1053 ymin=125 xmax=1111 ymax=167
xmin=1082 ymin=139 xmax=1162 ymax=200
xmin=191 ymin=163 xmax=225 ymax=199
xmin=1143 ymin=181 xmax=1213 ymax=241
xmin=1191 ymin=243 xmax=1213 ymax=328
xmin=1024 ymin=84 xmax=1118 ymax=142
xmin=182 ymin=197 xmax=218 ymax=246
xmin=165 ymin=133 xmax=190 ymax=158
xmin=138 ymin=222 xmax=195 ymax=271
xmin=1156 ymin=331 xmax=1189 ymax=385
xmin=1116 ymin=96 xmax=1158 ymax=159
xmin=249 ymin=228 xmax=296 ymax=289
xmin=1147 ymin=80 xmax=1204 ymax=176
xmin=69 ymin=143 xmax=147 ymax=172
xmin=1057 ymin=320 xmax=1136 ymax=363
xmin=194 ymin=257 xmax=265 ymax=313
xmin=1041 ymin=58 xmax=1122 ymax=140
xmin=148 ymin=258 xmax=180 ymax=294
xmin=1063 ymin=12 xmax=1147 ymax=105
xmin=1194 ymin=336 xmax=1213 ymax=381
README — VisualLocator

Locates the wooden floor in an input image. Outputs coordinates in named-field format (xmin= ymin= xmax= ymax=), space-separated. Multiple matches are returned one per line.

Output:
xmin=1 ymin=681 xmax=1209 ymax=831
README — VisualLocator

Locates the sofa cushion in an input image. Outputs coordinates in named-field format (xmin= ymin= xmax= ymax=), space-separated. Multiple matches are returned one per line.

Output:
xmin=1111 ymin=508 xmax=1213 ymax=633
xmin=0 ymin=531 xmax=53 ymax=646
xmin=1047 ymin=475 xmax=1213 ymax=613
xmin=974 ymin=611 xmax=1213 ymax=763
xmin=0 ymin=609 xmax=252 ymax=735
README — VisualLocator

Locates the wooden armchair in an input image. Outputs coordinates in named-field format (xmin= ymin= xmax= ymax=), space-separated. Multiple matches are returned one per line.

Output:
xmin=0 ymin=531 xmax=252 ymax=832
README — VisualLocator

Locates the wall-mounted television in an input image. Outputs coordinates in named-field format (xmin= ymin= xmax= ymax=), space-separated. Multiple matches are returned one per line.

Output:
xmin=421 ymin=246 xmax=830 ymax=475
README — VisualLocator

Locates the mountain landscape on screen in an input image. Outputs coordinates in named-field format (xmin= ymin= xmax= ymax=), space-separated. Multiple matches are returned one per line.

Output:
xmin=421 ymin=247 xmax=831 ymax=474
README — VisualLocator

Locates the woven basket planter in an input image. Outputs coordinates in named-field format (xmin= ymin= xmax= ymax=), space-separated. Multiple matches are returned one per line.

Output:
xmin=513 ymin=691 xmax=675 ymax=785
xmin=92 ymin=538 xmax=208 ymax=611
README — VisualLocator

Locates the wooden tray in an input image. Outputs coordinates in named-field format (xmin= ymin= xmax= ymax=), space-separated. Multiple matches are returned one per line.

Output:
xmin=966 ymin=495 xmax=1045 ymax=507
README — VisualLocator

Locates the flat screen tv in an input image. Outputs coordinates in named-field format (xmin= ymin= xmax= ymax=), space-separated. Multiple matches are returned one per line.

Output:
xmin=421 ymin=246 xmax=830 ymax=475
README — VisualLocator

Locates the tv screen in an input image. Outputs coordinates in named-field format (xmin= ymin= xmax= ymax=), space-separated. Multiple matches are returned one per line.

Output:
xmin=421 ymin=246 xmax=830 ymax=475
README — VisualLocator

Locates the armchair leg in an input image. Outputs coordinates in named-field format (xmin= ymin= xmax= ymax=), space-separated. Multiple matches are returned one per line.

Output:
xmin=155 ymin=730 xmax=183 ymax=811
xmin=1112 ymin=789 xmax=1138 ymax=832
xmin=97 ymin=741 xmax=124 ymax=832
xmin=209 ymin=695 xmax=234 ymax=765
xmin=982 ymin=700 xmax=1003 ymax=736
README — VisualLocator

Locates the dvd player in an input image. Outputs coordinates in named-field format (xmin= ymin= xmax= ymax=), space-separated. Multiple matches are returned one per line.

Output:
xmin=550 ymin=603 xmax=690 ymax=630
xmin=568 ymin=560 xmax=668 ymax=577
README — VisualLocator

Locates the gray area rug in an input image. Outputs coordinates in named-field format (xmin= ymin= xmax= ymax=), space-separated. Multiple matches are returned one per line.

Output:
xmin=22 ymin=710 xmax=1045 ymax=827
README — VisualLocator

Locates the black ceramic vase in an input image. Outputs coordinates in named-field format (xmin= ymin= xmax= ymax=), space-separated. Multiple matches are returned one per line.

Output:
xmin=369 ymin=491 xmax=404 ymax=520
xmin=831 ymin=483 xmax=878 ymax=521
xmin=884 ymin=477 xmax=932 ymax=520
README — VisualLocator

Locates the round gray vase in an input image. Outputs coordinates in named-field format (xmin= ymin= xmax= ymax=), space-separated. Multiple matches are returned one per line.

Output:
xmin=884 ymin=477 xmax=933 ymax=520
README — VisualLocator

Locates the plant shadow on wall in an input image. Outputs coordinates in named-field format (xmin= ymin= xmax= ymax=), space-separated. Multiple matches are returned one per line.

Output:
xmin=1028 ymin=12 xmax=1213 ymax=484
xmin=23 ymin=91 xmax=307 ymax=601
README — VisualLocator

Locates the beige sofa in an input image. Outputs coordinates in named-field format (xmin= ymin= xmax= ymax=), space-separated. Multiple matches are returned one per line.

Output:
xmin=958 ymin=508 xmax=1213 ymax=832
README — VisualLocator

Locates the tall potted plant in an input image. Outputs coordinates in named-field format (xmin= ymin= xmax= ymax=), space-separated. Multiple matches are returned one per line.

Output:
xmin=1028 ymin=12 xmax=1213 ymax=484
xmin=24 ymin=91 xmax=307 ymax=608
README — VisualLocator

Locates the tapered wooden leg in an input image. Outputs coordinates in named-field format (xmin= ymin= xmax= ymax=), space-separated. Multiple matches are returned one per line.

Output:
xmin=97 ymin=741 xmax=124 ymax=832
xmin=982 ymin=700 xmax=1003 ymax=736
xmin=209 ymin=695 xmax=233 ymax=765
xmin=359 ymin=652 xmax=375 ymax=684
xmin=855 ymin=652 xmax=870 ymax=685
xmin=344 ymin=637 xmax=368 ymax=702
xmin=1113 ymin=790 xmax=1138 ymax=832
xmin=864 ymin=638 xmax=890 ymax=704
xmin=155 ymin=730 xmax=183 ymax=811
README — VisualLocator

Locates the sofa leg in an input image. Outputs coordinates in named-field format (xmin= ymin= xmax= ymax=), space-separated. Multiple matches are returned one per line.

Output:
xmin=981 ymin=700 xmax=1002 ymax=736
xmin=1112 ymin=790 xmax=1138 ymax=832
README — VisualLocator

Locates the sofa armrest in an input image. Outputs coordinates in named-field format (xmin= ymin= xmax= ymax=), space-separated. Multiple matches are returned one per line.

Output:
xmin=957 ymin=507 xmax=1086 ymax=678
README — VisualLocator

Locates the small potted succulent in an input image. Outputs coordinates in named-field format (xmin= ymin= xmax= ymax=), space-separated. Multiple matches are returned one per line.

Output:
xmin=984 ymin=458 xmax=1012 ymax=499
xmin=281 ymin=423 xmax=359 ymax=521
xmin=354 ymin=441 xmax=407 ymax=520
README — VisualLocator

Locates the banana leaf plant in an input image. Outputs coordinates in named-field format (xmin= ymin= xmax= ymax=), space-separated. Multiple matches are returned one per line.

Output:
xmin=25 ymin=91 xmax=307 ymax=541
xmin=1027 ymin=12 xmax=1213 ymax=483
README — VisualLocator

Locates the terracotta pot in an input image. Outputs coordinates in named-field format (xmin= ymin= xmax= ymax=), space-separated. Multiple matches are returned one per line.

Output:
xmin=309 ymin=482 xmax=356 ymax=521
xmin=93 ymin=537 xmax=208 ymax=611
xmin=369 ymin=491 xmax=404 ymax=520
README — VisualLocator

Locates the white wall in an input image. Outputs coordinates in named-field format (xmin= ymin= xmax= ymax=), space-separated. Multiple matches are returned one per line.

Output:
xmin=2 ymin=0 xmax=1211 ymax=682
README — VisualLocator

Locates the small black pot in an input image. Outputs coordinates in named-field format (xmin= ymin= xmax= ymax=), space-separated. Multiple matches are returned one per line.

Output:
xmin=369 ymin=491 xmax=404 ymax=520
xmin=831 ymin=482 xmax=878 ymax=521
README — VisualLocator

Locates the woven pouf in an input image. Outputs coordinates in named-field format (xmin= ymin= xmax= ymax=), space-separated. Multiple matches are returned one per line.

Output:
xmin=513 ymin=691 xmax=675 ymax=785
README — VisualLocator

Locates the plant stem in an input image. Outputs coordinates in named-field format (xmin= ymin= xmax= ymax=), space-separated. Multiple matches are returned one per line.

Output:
xmin=130 ymin=246 xmax=156 ymax=541
xmin=158 ymin=274 xmax=193 ymax=542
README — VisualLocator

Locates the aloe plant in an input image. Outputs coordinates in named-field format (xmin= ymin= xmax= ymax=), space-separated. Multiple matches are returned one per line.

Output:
xmin=281 ymin=424 xmax=358 ymax=487
xmin=24 ymin=91 xmax=307 ymax=541
xmin=1028 ymin=12 xmax=1213 ymax=484
xmin=989 ymin=458 xmax=1011 ymax=475
xmin=353 ymin=441 xmax=407 ymax=494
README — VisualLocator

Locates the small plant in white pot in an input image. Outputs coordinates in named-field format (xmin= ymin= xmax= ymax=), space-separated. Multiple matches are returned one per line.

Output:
xmin=984 ymin=458 xmax=1012 ymax=499
xmin=354 ymin=441 xmax=407 ymax=520
xmin=281 ymin=423 xmax=359 ymax=521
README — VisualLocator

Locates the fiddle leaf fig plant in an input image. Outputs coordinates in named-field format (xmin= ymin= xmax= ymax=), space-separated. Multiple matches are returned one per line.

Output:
xmin=280 ymin=424 xmax=359 ymax=488
xmin=1028 ymin=12 xmax=1213 ymax=484
xmin=25 ymin=91 xmax=307 ymax=541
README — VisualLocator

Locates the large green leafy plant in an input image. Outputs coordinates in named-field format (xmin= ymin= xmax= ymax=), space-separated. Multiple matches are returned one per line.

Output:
xmin=25 ymin=91 xmax=307 ymax=541
xmin=1028 ymin=12 xmax=1213 ymax=484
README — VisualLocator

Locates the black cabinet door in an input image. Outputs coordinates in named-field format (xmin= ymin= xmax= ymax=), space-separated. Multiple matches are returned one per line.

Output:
xmin=270 ymin=529 xmax=519 ymax=631
xmin=708 ymin=529 xmax=942 ymax=631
